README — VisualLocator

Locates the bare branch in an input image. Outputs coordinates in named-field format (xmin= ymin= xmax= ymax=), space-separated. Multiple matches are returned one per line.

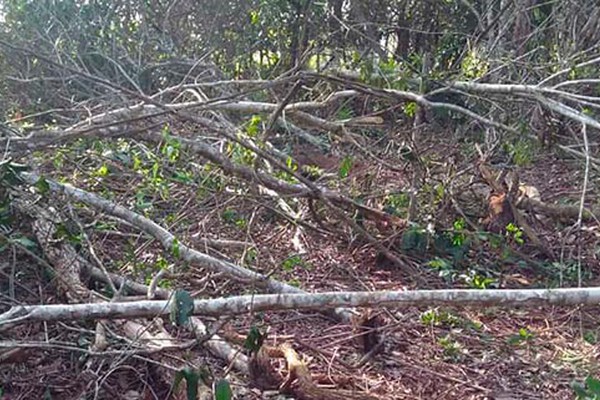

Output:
xmin=18 ymin=172 xmax=354 ymax=322
xmin=2 ymin=287 xmax=600 ymax=327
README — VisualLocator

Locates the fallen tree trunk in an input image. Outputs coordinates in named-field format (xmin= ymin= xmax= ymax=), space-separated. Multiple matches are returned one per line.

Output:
xmin=518 ymin=197 xmax=599 ymax=222
xmin=2 ymin=287 xmax=599 ymax=327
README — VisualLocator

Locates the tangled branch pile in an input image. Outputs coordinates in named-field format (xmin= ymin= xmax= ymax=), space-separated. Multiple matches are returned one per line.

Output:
xmin=1 ymin=1 xmax=600 ymax=399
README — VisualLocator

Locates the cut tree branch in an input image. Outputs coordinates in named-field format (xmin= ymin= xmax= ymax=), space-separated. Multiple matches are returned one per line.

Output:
xmin=18 ymin=172 xmax=354 ymax=322
xmin=2 ymin=287 xmax=599 ymax=327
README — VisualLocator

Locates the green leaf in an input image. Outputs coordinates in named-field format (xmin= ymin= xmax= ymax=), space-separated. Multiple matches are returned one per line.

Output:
xmin=96 ymin=164 xmax=109 ymax=177
xmin=249 ymin=10 xmax=260 ymax=25
xmin=133 ymin=156 xmax=143 ymax=171
xmin=338 ymin=155 xmax=353 ymax=179
xmin=453 ymin=218 xmax=465 ymax=231
xmin=281 ymin=254 xmax=302 ymax=271
xmin=246 ymin=115 xmax=262 ymax=137
xmin=171 ymin=238 xmax=181 ymax=258
xmin=243 ymin=325 xmax=265 ymax=353
xmin=427 ymin=257 xmax=451 ymax=270
xmin=403 ymin=102 xmax=417 ymax=117
xmin=213 ymin=379 xmax=233 ymax=400
xmin=172 ymin=170 xmax=193 ymax=184
xmin=155 ymin=257 xmax=169 ymax=270
xmin=285 ymin=156 xmax=297 ymax=172
xmin=222 ymin=209 xmax=237 ymax=223
xmin=583 ymin=331 xmax=597 ymax=344
xmin=170 ymin=289 xmax=194 ymax=326
xmin=586 ymin=376 xmax=600 ymax=395
xmin=174 ymin=367 xmax=199 ymax=400
xmin=34 ymin=176 xmax=50 ymax=194
xmin=571 ymin=380 xmax=590 ymax=398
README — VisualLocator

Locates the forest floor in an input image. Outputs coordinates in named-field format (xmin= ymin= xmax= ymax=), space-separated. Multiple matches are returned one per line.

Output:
xmin=1 ymin=122 xmax=599 ymax=400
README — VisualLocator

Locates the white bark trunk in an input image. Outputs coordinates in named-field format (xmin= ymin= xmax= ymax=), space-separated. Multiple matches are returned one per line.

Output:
xmin=2 ymin=287 xmax=600 ymax=328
